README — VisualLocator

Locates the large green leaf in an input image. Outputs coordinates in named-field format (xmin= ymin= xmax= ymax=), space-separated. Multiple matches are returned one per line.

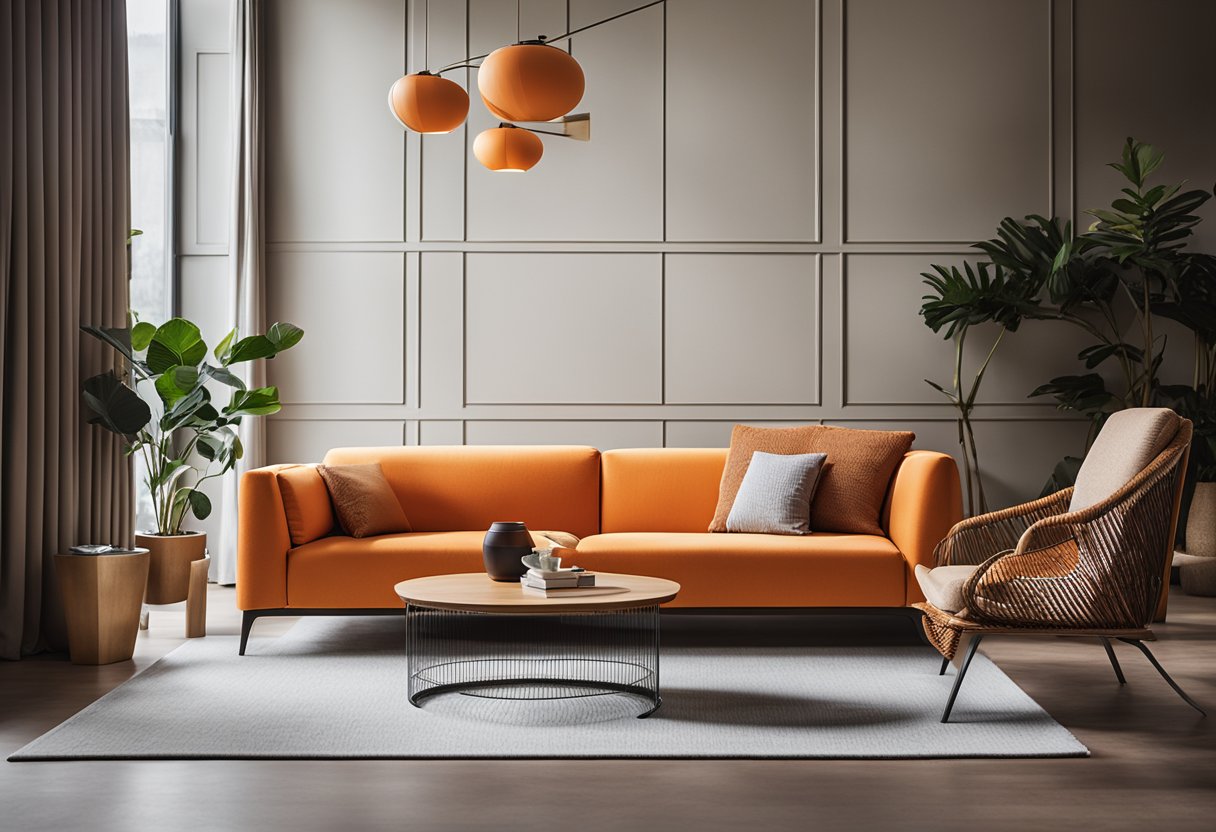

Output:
xmin=81 ymin=372 xmax=152 ymax=436
xmin=131 ymin=321 xmax=156 ymax=352
xmin=213 ymin=327 xmax=236 ymax=362
xmin=225 ymin=335 xmax=276 ymax=364
xmin=154 ymin=365 xmax=201 ymax=407
xmin=146 ymin=319 xmax=208 ymax=374
xmin=225 ymin=386 xmax=281 ymax=417
xmin=201 ymin=363 xmax=247 ymax=390
xmin=187 ymin=489 xmax=212 ymax=521
xmin=160 ymin=386 xmax=211 ymax=432
xmin=267 ymin=322 xmax=304 ymax=352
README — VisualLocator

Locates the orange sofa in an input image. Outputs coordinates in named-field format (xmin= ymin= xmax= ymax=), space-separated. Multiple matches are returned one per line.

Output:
xmin=237 ymin=445 xmax=961 ymax=653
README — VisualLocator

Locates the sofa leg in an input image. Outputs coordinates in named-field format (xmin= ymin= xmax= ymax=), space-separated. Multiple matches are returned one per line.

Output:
xmin=941 ymin=634 xmax=983 ymax=723
xmin=239 ymin=611 xmax=257 ymax=656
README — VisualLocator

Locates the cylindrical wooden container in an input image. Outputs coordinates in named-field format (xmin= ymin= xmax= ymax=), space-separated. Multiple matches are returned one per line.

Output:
xmin=137 ymin=531 xmax=208 ymax=604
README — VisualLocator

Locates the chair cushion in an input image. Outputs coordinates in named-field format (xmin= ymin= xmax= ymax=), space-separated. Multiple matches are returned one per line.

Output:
xmin=275 ymin=465 xmax=336 ymax=546
xmin=914 ymin=564 xmax=979 ymax=613
xmin=726 ymin=451 xmax=827 ymax=535
xmin=1070 ymin=408 xmax=1181 ymax=511
xmin=575 ymin=532 xmax=907 ymax=607
xmin=317 ymin=463 xmax=412 ymax=538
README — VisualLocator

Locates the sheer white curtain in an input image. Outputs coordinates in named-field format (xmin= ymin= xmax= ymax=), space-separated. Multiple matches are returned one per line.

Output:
xmin=215 ymin=0 xmax=264 ymax=584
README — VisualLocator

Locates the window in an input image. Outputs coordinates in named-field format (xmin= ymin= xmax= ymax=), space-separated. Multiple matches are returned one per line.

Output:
xmin=127 ymin=0 xmax=173 ymax=530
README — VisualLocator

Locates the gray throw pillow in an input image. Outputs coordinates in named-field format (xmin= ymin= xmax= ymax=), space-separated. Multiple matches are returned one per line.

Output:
xmin=726 ymin=451 xmax=828 ymax=535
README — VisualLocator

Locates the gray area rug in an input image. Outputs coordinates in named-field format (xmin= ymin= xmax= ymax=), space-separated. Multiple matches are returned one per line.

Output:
xmin=11 ymin=617 xmax=1087 ymax=760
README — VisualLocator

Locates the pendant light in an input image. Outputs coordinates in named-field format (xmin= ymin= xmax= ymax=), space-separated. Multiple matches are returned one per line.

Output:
xmin=473 ymin=124 xmax=544 ymax=172
xmin=477 ymin=38 xmax=585 ymax=123
xmin=389 ymin=0 xmax=665 ymax=172
xmin=387 ymin=71 xmax=470 ymax=134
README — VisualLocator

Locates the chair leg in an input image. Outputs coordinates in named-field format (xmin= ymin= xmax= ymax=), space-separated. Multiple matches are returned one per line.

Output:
xmin=1100 ymin=637 xmax=1126 ymax=685
xmin=1117 ymin=638 xmax=1206 ymax=716
xmin=239 ymin=611 xmax=257 ymax=656
xmin=939 ymin=656 xmax=949 ymax=676
xmin=941 ymin=635 xmax=983 ymax=723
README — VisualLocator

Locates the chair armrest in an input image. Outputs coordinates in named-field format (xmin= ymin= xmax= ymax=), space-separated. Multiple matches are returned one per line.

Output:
xmin=934 ymin=488 xmax=1072 ymax=567
xmin=235 ymin=465 xmax=295 ymax=611
xmin=886 ymin=451 xmax=963 ymax=604
xmin=962 ymin=435 xmax=1190 ymax=628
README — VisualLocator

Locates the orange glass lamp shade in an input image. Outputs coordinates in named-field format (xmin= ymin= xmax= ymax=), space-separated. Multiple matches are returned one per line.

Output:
xmin=387 ymin=72 xmax=469 ymax=134
xmin=477 ymin=41 xmax=585 ymax=122
xmin=473 ymin=125 xmax=544 ymax=172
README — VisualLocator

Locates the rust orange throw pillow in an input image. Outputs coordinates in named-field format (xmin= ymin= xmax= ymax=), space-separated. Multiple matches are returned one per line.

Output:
xmin=317 ymin=463 xmax=412 ymax=538
xmin=710 ymin=424 xmax=914 ymax=536
xmin=276 ymin=465 xmax=337 ymax=545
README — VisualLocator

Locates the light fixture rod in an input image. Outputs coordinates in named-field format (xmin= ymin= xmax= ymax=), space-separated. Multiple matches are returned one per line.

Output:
xmin=432 ymin=0 xmax=666 ymax=74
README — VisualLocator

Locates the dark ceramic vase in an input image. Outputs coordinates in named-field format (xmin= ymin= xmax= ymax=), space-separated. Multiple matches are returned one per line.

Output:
xmin=482 ymin=521 xmax=533 ymax=581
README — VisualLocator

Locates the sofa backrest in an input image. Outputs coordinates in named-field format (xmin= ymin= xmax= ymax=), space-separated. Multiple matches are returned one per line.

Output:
xmin=601 ymin=448 xmax=728 ymax=533
xmin=321 ymin=445 xmax=602 ymax=538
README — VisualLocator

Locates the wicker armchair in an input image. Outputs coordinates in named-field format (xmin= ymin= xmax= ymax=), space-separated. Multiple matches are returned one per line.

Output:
xmin=915 ymin=413 xmax=1205 ymax=722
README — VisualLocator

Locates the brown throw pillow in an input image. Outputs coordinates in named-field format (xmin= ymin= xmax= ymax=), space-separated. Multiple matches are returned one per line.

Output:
xmin=709 ymin=425 xmax=821 ymax=532
xmin=276 ymin=465 xmax=337 ymax=546
xmin=807 ymin=425 xmax=914 ymax=535
xmin=709 ymin=424 xmax=914 ymax=536
xmin=317 ymin=463 xmax=411 ymax=538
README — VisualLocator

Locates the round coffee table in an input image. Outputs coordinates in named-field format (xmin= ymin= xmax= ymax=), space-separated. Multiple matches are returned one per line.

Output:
xmin=395 ymin=572 xmax=680 ymax=718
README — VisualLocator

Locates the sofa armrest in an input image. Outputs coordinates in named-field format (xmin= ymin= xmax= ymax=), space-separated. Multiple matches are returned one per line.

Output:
xmin=885 ymin=451 xmax=963 ymax=604
xmin=236 ymin=465 xmax=295 ymax=611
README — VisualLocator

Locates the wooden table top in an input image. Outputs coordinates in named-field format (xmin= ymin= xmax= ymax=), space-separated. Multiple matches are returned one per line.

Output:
xmin=394 ymin=572 xmax=681 ymax=614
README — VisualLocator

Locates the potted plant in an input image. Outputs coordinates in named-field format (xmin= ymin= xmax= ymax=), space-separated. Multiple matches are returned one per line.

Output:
xmin=81 ymin=317 xmax=303 ymax=603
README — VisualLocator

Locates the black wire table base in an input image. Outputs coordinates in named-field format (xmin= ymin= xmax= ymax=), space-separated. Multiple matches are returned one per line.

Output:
xmin=405 ymin=603 xmax=663 ymax=718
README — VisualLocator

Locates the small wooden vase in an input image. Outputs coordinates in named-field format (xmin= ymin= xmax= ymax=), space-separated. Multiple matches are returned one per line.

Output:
xmin=137 ymin=531 xmax=207 ymax=605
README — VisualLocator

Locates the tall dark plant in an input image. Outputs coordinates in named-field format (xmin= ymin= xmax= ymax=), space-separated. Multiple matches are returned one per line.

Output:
xmin=1030 ymin=139 xmax=1213 ymax=423
xmin=920 ymin=261 xmax=1043 ymax=515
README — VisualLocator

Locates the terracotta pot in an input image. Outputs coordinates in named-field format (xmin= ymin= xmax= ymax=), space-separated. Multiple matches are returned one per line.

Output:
xmin=1184 ymin=482 xmax=1216 ymax=559
xmin=482 ymin=521 xmax=532 ymax=582
xmin=137 ymin=531 xmax=207 ymax=604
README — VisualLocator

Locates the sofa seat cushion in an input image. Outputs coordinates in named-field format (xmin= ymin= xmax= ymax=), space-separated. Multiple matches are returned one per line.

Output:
xmin=287 ymin=531 xmax=491 ymax=608
xmin=574 ymin=532 xmax=907 ymax=607
xmin=913 ymin=564 xmax=979 ymax=614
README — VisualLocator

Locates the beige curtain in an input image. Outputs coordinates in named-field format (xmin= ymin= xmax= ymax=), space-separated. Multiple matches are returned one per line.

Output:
xmin=216 ymin=0 xmax=265 ymax=585
xmin=0 ymin=0 xmax=134 ymax=658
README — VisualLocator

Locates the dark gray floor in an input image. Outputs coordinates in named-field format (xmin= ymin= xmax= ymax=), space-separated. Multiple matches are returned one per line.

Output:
xmin=2 ymin=586 xmax=1213 ymax=832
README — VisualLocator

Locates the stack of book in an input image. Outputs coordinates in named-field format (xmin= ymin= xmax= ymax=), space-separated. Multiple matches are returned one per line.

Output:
xmin=521 ymin=567 xmax=597 ymax=597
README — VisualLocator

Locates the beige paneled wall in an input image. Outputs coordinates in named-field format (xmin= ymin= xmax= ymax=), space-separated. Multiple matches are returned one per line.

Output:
xmin=177 ymin=0 xmax=1216 ymax=510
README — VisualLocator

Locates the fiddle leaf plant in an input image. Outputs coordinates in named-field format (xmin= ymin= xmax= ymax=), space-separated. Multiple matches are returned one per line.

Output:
xmin=81 ymin=317 xmax=304 ymax=536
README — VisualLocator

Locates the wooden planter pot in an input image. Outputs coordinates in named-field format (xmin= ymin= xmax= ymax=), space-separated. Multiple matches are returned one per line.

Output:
xmin=137 ymin=531 xmax=207 ymax=605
